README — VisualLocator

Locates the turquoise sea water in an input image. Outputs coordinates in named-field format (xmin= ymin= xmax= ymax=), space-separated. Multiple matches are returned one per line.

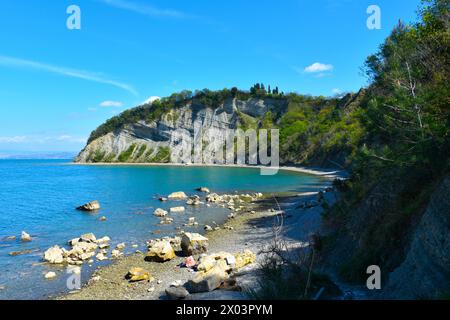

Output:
xmin=0 ymin=159 xmax=329 ymax=300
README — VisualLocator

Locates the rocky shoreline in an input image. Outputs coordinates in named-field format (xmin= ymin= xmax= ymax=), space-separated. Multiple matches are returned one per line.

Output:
xmin=54 ymin=182 xmax=337 ymax=300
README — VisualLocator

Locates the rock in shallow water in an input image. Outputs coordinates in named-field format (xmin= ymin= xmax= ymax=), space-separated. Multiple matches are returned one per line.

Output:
xmin=21 ymin=231 xmax=32 ymax=242
xmin=168 ymin=191 xmax=188 ymax=200
xmin=153 ymin=208 xmax=168 ymax=217
xmin=196 ymin=187 xmax=210 ymax=193
xmin=170 ymin=206 xmax=185 ymax=213
xmin=76 ymin=201 xmax=100 ymax=211
xmin=44 ymin=271 xmax=57 ymax=279
xmin=44 ymin=245 xmax=65 ymax=264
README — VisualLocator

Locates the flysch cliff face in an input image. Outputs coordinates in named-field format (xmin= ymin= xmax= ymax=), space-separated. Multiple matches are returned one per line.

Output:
xmin=383 ymin=173 xmax=450 ymax=299
xmin=75 ymin=97 xmax=287 ymax=163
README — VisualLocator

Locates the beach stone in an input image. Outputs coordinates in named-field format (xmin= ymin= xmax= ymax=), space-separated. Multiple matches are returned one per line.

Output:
xmin=170 ymin=206 xmax=185 ymax=213
xmin=126 ymin=267 xmax=152 ymax=282
xmin=154 ymin=208 xmax=168 ymax=217
xmin=9 ymin=249 xmax=35 ymax=256
xmin=204 ymin=225 xmax=213 ymax=231
xmin=166 ymin=286 xmax=190 ymax=300
xmin=146 ymin=240 xmax=175 ymax=262
xmin=188 ymin=260 xmax=229 ymax=293
xmin=74 ymin=241 xmax=98 ymax=253
xmin=170 ymin=280 xmax=183 ymax=287
xmin=66 ymin=265 xmax=81 ymax=275
xmin=197 ymin=252 xmax=234 ymax=273
xmin=80 ymin=233 xmax=97 ymax=243
xmin=196 ymin=187 xmax=210 ymax=193
xmin=181 ymin=233 xmax=209 ymax=256
xmin=96 ymin=236 xmax=110 ymax=246
xmin=44 ymin=246 xmax=65 ymax=264
xmin=111 ymin=250 xmax=123 ymax=259
xmin=21 ymin=231 xmax=32 ymax=242
xmin=68 ymin=237 xmax=81 ymax=246
xmin=44 ymin=271 xmax=57 ymax=279
xmin=206 ymin=193 xmax=223 ymax=203
xmin=159 ymin=197 xmax=168 ymax=202
xmin=168 ymin=191 xmax=188 ymax=200
xmin=98 ymin=216 xmax=107 ymax=221
xmin=160 ymin=217 xmax=174 ymax=225
xmin=116 ymin=243 xmax=126 ymax=250
xmin=96 ymin=252 xmax=108 ymax=261
xmin=234 ymin=250 xmax=256 ymax=269
xmin=80 ymin=251 xmax=96 ymax=261
xmin=76 ymin=200 xmax=100 ymax=211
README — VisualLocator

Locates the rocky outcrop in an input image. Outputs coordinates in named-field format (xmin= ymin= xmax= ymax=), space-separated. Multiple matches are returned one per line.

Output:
xmin=383 ymin=174 xmax=450 ymax=299
xmin=75 ymin=97 xmax=287 ymax=164
xmin=76 ymin=201 xmax=100 ymax=211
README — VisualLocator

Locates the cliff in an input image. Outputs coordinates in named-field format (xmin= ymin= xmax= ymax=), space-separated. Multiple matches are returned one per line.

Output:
xmin=75 ymin=97 xmax=287 ymax=164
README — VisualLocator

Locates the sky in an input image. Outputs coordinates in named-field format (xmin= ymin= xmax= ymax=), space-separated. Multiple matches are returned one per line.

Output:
xmin=0 ymin=0 xmax=422 ymax=153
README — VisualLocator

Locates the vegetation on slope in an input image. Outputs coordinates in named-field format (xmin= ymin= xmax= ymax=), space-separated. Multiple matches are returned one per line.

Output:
xmin=320 ymin=0 xmax=449 ymax=285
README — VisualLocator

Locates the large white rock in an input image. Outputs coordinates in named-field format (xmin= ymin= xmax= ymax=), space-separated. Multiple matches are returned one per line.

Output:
xmin=44 ymin=246 xmax=65 ymax=264
xmin=181 ymin=233 xmax=209 ymax=256
xmin=76 ymin=201 xmax=100 ymax=211
xmin=170 ymin=206 xmax=185 ymax=213
xmin=80 ymin=233 xmax=97 ymax=243
xmin=146 ymin=240 xmax=175 ymax=262
xmin=44 ymin=271 xmax=57 ymax=279
xmin=154 ymin=208 xmax=168 ymax=217
xmin=21 ymin=231 xmax=32 ymax=242
xmin=168 ymin=192 xmax=188 ymax=200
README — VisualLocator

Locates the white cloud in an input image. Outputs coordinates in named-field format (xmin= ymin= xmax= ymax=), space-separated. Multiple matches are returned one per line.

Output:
xmin=0 ymin=135 xmax=86 ymax=144
xmin=100 ymin=100 xmax=124 ymax=108
xmin=99 ymin=0 xmax=189 ymax=19
xmin=304 ymin=62 xmax=334 ymax=73
xmin=56 ymin=135 xmax=87 ymax=143
xmin=0 ymin=55 xmax=138 ymax=96
xmin=143 ymin=96 xmax=161 ymax=104
xmin=0 ymin=136 xmax=27 ymax=143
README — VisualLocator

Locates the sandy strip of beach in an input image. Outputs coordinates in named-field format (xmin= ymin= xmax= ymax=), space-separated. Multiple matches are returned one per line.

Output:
xmin=70 ymin=162 xmax=345 ymax=179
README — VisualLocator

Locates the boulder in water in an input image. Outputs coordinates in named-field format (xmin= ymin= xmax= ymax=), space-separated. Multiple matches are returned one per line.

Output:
xmin=76 ymin=201 xmax=100 ymax=211
xmin=168 ymin=192 xmax=188 ymax=200
xmin=21 ymin=231 xmax=32 ymax=242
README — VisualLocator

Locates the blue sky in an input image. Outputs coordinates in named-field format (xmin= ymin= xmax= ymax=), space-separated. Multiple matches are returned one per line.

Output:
xmin=0 ymin=0 xmax=421 ymax=153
